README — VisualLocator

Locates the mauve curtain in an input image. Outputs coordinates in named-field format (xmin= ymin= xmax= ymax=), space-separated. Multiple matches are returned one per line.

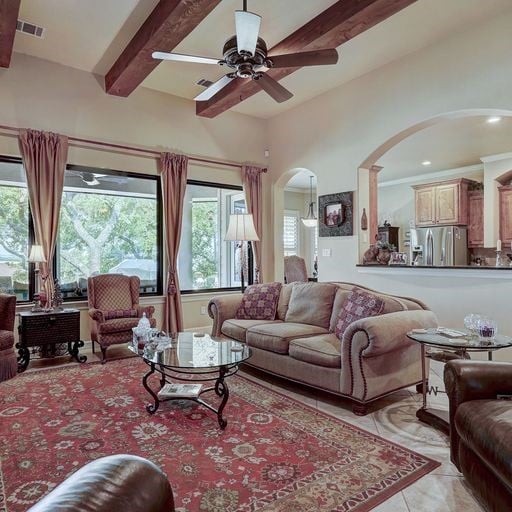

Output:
xmin=160 ymin=152 xmax=188 ymax=334
xmin=242 ymin=164 xmax=266 ymax=283
xmin=18 ymin=129 xmax=68 ymax=306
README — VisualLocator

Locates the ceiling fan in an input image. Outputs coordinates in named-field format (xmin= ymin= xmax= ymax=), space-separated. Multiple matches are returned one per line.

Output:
xmin=67 ymin=171 xmax=128 ymax=187
xmin=152 ymin=0 xmax=339 ymax=103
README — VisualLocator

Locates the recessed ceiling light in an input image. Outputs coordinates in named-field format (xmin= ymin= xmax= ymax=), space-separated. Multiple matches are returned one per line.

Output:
xmin=422 ymin=160 xmax=431 ymax=166
xmin=487 ymin=116 xmax=502 ymax=124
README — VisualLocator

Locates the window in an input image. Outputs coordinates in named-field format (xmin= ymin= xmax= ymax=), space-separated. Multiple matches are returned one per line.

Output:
xmin=283 ymin=210 xmax=299 ymax=256
xmin=0 ymin=157 xmax=31 ymax=301
xmin=56 ymin=166 xmax=162 ymax=299
xmin=178 ymin=181 xmax=245 ymax=292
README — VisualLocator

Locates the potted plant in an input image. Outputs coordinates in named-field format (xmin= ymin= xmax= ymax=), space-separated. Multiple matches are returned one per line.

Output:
xmin=376 ymin=241 xmax=396 ymax=265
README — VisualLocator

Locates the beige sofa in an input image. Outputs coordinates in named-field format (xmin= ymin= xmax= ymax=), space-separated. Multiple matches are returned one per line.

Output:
xmin=208 ymin=282 xmax=437 ymax=414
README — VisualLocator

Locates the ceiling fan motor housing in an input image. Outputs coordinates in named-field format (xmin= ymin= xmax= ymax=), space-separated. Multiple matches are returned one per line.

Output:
xmin=222 ymin=35 xmax=267 ymax=78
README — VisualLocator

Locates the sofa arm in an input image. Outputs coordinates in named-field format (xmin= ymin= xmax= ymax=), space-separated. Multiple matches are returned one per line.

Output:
xmin=344 ymin=310 xmax=439 ymax=358
xmin=444 ymin=360 xmax=512 ymax=469
xmin=136 ymin=305 xmax=155 ymax=318
xmin=28 ymin=454 xmax=174 ymax=512
xmin=208 ymin=294 xmax=243 ymax=336
xmin=88 ymin=308 xmax=105 ymax=323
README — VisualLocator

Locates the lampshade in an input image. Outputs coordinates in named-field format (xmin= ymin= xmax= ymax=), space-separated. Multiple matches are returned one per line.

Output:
xmin=225 ymin=214 xmax=259 ymax=241
xmin=28 ymin=245 xmax=46 ymax=263
xmin=301 ymin=176 xmax=317 ymax=227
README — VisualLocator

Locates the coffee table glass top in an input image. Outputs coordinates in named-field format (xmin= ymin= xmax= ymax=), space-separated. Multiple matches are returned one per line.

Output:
xmin=407 ymin=328 xmax=512 ymax=351
xmin=132 ymin=332 xmax=251 ymax=370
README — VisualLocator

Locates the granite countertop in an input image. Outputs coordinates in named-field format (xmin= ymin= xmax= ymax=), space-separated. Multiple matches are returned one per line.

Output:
xmin=356 ymin=264 xmax=512 ymax=270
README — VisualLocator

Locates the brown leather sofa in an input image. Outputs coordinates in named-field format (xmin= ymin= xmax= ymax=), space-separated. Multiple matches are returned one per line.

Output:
xmin=444 ymin=360 xmax=512 ymax=512
xmin=27 ymin=454 xmax=174 ymax=512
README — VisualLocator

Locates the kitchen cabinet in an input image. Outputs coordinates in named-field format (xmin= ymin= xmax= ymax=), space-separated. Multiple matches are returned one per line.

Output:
xmin=467 ymin=190 xmax=484 ymax=248
xmin=499 ymin=185 xmax=512 ymax=245
xmin=413 ymin=179 xmax=474 ymax=227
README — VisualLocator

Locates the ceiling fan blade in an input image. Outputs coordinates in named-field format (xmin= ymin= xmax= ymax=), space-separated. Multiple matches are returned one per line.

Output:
xmin=152 ymin=51 xmax=219 ymax=65
xmin=254 ymin=73 xmax=293 ymax=103
xmin=267 ymin=48 xmax=339 ymax=68
xmin=195 ymin=75 xmax=235 ymax=101
xmin=235 ymin=10 xmax=261 ymax=56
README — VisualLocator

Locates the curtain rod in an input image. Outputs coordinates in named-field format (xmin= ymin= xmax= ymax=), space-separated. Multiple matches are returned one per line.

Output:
xmin=0 ymin=124 xmax=267 ymax=171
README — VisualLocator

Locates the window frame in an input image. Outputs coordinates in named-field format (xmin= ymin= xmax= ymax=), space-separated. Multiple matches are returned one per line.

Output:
xmin=59 ymin=164 xmax=164 ymax=300
xmin=180 ymin=179 xmax=248 ymax=295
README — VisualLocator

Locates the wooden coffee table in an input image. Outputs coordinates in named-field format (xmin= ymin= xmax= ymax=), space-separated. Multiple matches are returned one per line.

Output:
xmin=407 ymin=328 xmax=512 ymax=434
xmin=130 ymin=332 xmax=251 ymax=429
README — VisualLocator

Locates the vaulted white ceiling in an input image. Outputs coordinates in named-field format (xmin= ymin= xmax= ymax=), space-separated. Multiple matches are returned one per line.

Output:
xmin=13 ymin=0 xmax=512 ymax=119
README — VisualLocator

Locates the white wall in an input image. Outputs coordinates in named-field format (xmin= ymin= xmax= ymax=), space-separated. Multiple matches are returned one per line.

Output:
xmin=0 ymin=53 xmax=270 ymax=330
xmin=268 ymin=7 xmax=512 ymax=357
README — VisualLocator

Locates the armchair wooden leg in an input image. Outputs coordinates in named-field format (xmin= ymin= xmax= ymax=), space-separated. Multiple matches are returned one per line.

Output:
xmin=91 ymin=340 xmax=95 ymax=353
xmin=352 ymin=403 xmax=368 ymax=416
xmin=101 ymin=347 xmax=107 ymax=364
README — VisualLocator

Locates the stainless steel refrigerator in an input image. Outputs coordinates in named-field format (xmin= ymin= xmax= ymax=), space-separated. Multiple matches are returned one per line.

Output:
xmin=410 ymin=226 xmax=468 ymax=266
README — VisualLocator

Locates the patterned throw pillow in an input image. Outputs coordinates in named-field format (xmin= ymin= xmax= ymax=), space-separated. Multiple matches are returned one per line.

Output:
xmin=104 ymin=309 xmax=138 ymax=320
xmin=334 ymin=288 xmax=385 ymax=339
xmin=236 ymin=282 xmax=282 ymax=320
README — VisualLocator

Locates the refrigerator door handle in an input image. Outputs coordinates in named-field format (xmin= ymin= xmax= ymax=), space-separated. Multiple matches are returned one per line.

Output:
xmin=426 ymin=229 xmax=434 ymax=266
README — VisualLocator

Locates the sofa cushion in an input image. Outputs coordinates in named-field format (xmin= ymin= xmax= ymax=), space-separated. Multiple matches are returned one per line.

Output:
xmin=289 ymin=334 xmax=341 ymax=368
xmin=455 ymin=399 xmax=512 ymax=486
xmin=236 ymin=282 xmax=282 ymax=320
xmin=334 ymin=288 xmax=385 ymax=339
xmin=246 ymin=322 xmax=328 ymax=354
xmin=221 ymin=318 xmax=283 ymax=343
xmin=285 ymin=282 xmax=337 ymax=329
xmin=276 ymin=283 xmax=294 ymax=320
xmin=329 ymin=285 xmax=406 ymax=332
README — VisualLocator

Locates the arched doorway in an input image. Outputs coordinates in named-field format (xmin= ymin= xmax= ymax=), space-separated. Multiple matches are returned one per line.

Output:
xmin=273 ymin=168 xmax=317 ymax=281
xmin=358 ymin=108 xmax=512 ymax=261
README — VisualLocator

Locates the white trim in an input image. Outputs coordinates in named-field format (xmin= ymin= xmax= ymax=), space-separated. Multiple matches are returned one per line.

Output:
xmin=378 ymin=164 xmax=483 ymax=188
xmin=480 ymin=152 xmax=512 ymax=163
xmin=357 ymin=266 xmax=512 ymax=279
xmin=284 ymin=186 xmax=309 ymax=193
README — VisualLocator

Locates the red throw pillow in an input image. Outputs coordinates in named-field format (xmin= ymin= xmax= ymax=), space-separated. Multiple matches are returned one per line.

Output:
xmin=236 ymin=282 xmax=282 ymax=320
xmin=334 ymin=288 xmax=385 ymax=339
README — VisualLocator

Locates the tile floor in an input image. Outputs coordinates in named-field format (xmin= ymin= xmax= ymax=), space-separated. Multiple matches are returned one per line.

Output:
xmin=22 ymin=342 xmax=484 ymax=512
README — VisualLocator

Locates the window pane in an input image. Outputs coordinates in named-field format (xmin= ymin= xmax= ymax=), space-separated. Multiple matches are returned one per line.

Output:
xmin=0 ymin=160 xmax=30 ymax=301
xmin=57 ymin=169 xmax=159 ymax=298
xmin=283 ymin=212 xmax=299 ymax=256
xmin=178 ymin=183 xmax=245 ymax=291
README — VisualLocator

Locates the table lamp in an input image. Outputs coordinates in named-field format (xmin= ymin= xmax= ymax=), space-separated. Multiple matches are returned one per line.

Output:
xmin=225 ymin=214 xmax=259 ymax=292
xmin=28 ymin=244 xmax=46 ymax=311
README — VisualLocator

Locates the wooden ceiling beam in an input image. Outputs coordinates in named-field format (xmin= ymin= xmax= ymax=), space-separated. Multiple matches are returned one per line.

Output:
xmin=105 ymin=0 xmax=221 ymax=97
xmin=0 ymin=0 xmax=21 ymax=68
xmin=196 ymin=0 xmax=416 ymax=118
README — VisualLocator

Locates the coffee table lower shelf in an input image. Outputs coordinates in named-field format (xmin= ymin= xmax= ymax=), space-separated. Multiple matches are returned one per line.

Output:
xmin=141 ymin=362 xmax=234 ymax=430
xmin=416 ymin=407 xmax=450 ymax=436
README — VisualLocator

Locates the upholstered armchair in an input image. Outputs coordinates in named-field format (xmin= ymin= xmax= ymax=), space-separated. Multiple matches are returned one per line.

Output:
xmin=88 ymin=274 xmax=156 ymax=363
xmin=0 ymin=293 xmax=17 ymax=382
xmin=284 ymin=255 xmax=308 ymax=283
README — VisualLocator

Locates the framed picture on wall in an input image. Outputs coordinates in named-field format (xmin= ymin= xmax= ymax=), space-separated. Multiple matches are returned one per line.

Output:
xmin=323 ymin=202 xmax=344 ymax=227
xmin=318 ymin=191 xmax=354 ymax=237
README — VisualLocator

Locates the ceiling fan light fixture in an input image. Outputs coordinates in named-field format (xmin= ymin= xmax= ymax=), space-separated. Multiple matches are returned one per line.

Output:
xmin=235 ymin=10 xmax=261 ymax=56
xmin=301 ymin=176 xmax=317 ymax=228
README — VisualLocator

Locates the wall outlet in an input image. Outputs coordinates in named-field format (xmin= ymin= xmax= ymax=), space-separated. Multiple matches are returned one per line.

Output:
xmin=322 ymin=248 xmax=332 ymax=257
xmin=200 ymin=306 xmax=207 ymax=315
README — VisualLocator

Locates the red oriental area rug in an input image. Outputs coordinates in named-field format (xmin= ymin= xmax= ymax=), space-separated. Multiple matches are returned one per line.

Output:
xmin=0 ymin=358 xmax=438 ymax=511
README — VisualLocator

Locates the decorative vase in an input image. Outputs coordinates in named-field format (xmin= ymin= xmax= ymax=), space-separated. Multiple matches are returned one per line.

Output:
xmin=377 ymin=248 xmax=392 ymax=265
xmin=363 ymin=244 xmax=379 ymax=264
xmin=361 ymin=208 xmax=368 ymax=231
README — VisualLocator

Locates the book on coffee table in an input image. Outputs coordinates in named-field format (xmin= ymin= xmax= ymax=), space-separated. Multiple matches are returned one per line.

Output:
xmin=158 ymin=383 xmax=202 ymax=399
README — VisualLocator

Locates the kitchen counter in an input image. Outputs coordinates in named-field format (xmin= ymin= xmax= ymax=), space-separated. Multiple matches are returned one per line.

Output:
xmin=356 ymin=264 xmax=512 ymax=279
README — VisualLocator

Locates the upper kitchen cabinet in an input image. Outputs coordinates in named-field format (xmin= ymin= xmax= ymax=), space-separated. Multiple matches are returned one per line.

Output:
xmin=467 ymin=190 xmax=484 ymax=247
xmin=499 ymin=185 xmax=512 ymax=245
xmin=413 ymin=178 xmax=475 ymax=227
